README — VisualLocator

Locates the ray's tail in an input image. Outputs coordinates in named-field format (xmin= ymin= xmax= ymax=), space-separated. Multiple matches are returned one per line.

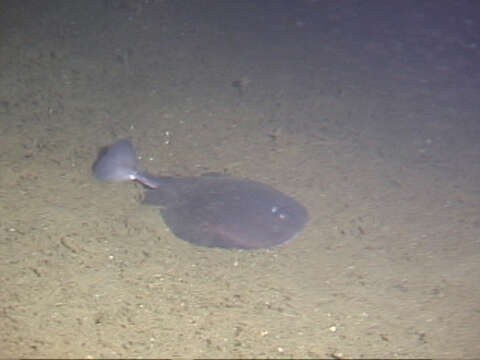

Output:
xmin=93 ymin=139 xmax=161 ymax=188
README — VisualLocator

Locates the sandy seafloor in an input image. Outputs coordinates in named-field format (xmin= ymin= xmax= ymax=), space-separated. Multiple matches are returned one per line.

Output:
xmin=1 ymin=0 xmax=479 ymax=358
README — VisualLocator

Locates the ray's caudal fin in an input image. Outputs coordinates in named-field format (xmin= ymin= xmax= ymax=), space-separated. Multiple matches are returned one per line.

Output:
xmin=92 ymin=139 xmax=162 ymax=189
xmin=93 ymin=139 xmax=138 ymax=183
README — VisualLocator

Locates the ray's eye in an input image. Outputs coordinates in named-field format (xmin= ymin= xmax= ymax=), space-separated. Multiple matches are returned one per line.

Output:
xmin=271 ymin=206 xmax=288 ymax=221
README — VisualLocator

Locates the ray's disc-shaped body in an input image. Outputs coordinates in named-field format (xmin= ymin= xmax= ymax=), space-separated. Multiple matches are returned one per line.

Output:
xmin=142 ymin=175 xmax=308 ymax=249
